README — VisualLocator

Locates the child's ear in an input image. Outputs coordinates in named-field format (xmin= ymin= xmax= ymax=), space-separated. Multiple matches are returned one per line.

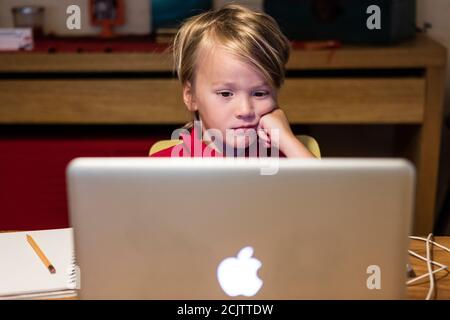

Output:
xmin=183 ymin=81 xmax=198 ymax=112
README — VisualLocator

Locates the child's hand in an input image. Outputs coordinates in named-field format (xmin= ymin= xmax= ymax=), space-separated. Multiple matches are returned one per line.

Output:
xmin=257 ymin=108 xmax=314 ymax=158
xmin=257 ymin=108 xmax=292 ymax=148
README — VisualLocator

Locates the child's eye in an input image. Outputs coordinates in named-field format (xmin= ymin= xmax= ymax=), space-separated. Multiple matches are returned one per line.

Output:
xmin=217 ymin=91 xmax=233 ymax=98
xmin=253 ymin=91 xmax=269 ymax=98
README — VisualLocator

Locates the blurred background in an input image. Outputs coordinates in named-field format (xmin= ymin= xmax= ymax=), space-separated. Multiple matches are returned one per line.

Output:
xmin=0 ymin=0 xmax=449 ymax=235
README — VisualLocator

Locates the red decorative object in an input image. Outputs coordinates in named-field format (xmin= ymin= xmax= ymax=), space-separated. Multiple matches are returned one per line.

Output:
xmin=0 ymin=134 xmax=162 ymax=231
xmin=30 ymin=36 xmax=169 ymax=53
xmin=89 ymin=0 xmax=125 ymax=38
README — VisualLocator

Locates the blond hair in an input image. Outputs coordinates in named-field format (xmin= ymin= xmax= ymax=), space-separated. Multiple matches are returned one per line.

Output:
xmin=172 ymin=3 xmax=291 ymax=128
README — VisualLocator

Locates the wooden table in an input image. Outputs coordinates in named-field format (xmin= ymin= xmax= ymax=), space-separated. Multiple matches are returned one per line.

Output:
xmin=0 ymin=231 xmax=448 ymax=299
xmin=0 ymin=35 xmax=447 ymax=235
xmin=57 ymin=236 xmax=450 ymax=300
xmin=47 ymin=236 xmax=450 ymax=300
xmin=407 ymin=236 xmax=450 ymax=300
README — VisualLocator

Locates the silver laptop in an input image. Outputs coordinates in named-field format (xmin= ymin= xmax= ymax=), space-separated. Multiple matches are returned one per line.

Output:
xmin=66 ymin=158 xmax=414 ymax=299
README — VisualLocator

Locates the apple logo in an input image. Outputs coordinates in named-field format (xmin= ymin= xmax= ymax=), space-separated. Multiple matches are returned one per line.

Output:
xmin=217 ymin=246 xmax=263 ymax=297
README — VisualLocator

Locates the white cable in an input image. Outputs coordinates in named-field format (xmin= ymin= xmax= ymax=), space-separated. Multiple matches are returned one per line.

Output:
xmin=406 ymin=234 xmax=450 ymax=300
xmin=407 ymin=250 xmax=447 ymax=269
xmin=425 ymin=234 xmax=435 ymax=300
xmin=409 ymin=236 xmax=450 ymax=253
xmin=406 ymin=251 xmax=447 ymax=285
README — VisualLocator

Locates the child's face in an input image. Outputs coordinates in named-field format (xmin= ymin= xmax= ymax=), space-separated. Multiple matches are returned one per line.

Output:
xmin=183 ymin=46 xmax=277 ymax=149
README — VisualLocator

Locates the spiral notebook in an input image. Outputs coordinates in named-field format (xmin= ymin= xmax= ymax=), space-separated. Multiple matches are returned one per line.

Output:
xmin=0 ymin=228 xmax=79 ymax=300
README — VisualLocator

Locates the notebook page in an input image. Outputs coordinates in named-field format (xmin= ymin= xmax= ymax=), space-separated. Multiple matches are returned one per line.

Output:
xmin=0 ymin=228 xmax=74 ymax=297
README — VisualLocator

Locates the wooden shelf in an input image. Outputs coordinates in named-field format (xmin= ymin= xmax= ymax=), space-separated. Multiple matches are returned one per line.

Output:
xmin=0 ymin=77 xmax=425 ymax=125
xmin=0 ymin=35 xmax=445 ymax=72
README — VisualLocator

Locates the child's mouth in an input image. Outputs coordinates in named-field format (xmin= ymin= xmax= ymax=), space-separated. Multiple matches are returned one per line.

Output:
xmin=231 ymin=125 xmax=258 ymax=134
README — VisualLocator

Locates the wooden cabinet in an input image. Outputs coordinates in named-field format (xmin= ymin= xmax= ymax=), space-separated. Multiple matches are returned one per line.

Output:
xmin=0 ymin=35 xmax=447 ymax=234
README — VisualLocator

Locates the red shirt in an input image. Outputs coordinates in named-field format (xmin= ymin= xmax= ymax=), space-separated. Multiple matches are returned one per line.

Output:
xmin=150 ymin=127 xmax=286 ymax=158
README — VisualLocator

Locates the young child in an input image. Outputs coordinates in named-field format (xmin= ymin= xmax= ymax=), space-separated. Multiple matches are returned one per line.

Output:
xmin=150 ymin=4 xmax=314 ymax=158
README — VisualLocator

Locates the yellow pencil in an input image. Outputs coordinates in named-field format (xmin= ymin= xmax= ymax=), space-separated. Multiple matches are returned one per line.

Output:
xmin=26 ymin=234 xmax=56 ymax=274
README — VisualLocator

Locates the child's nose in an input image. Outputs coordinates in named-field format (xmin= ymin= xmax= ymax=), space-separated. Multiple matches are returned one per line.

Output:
xmin=235 ymin=97 xmax=255 ymax=120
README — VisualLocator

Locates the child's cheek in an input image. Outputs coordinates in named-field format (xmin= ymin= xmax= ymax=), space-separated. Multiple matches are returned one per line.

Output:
xmin=257 ymin=99 xmax=277 ymax=118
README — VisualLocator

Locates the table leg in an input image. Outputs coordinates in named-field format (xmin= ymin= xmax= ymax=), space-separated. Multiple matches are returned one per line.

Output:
xmin=414 ymin=67 xmax=447 ymax=235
